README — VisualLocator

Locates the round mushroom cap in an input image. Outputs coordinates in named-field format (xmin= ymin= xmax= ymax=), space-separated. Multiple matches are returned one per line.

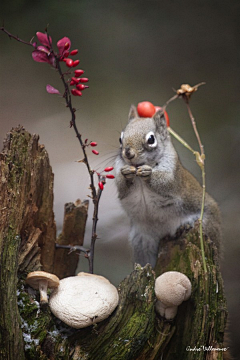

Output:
xmin=155 ymin=271 xmax=191 ymax=307
xmin=49 ymin=273 xmax=119 ymax=329
xmin=26 ymin=271 xmax=60 ymax=289
xmin=77 ymin=272 xmax=109 ymax=283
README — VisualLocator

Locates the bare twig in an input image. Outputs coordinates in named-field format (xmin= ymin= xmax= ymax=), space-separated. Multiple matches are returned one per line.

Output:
xmin=0 ymin=27 xmax=36 ymax=47
xmin=184 ymin=99 xmax=207 ymax=276
xmin=55 ymin=244 xmax=91 ymax=268
xmin=164 ymin=83 xmax=207 ymax=275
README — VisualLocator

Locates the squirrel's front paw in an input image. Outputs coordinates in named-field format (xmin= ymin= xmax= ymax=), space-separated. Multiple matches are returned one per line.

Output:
xmin=136 ymin=165 xmax=152 ymax=178
xmin=121 ymin=165 xmax=137 ymax=179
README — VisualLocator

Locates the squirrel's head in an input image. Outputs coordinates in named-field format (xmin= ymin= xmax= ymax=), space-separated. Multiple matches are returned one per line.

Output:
xmin=119 ymin=105 xmax=172 ymax=168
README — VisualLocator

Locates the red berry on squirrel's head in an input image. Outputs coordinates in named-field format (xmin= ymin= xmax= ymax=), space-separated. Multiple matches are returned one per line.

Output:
xmin=137 ymin=101 xmax=155 ymax=118
xmin=137 ymin=101 xmax=170 ymax=127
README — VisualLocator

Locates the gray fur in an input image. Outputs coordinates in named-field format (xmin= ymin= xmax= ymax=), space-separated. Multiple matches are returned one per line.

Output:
xmin=115 ymin=106 xmax=221 ymax=267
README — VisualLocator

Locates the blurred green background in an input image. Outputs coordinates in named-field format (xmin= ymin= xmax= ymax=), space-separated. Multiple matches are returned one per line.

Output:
xmin=1 ymin=0 xmax=239 ymax=357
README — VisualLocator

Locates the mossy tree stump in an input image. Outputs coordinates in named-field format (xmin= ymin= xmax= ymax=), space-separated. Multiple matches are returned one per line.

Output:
xmin=0 ymin=128 xmax=228 ymax=360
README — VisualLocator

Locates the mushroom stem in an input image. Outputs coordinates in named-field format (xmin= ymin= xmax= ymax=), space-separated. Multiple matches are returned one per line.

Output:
xmin=38 ymin=279 xmax=49 ymax=305
xmin=155 ymin=300 xmax=178 ymax=320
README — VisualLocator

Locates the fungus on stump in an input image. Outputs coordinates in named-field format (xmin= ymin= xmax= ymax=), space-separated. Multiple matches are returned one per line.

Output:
xmin=0 ymin=127 xmax=228 ymax=360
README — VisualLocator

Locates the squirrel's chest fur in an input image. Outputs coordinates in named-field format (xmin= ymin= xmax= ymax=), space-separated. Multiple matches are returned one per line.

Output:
xmin=120 ymin=177 xmax=199 ymax=239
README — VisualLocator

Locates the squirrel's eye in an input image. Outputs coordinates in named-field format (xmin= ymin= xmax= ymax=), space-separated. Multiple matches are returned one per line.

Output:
xmin=148 ymin=135 xmax=155 ymax=144
xmin=119 ymin=132 xmax=123 ymax=146
xmin=146 ymin=132 xmax=157 ymax=148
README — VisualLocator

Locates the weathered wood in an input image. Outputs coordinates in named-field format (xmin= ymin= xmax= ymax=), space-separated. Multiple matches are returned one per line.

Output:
xmin=0 ymin=127 xmax=229 ymax=360
xmin=154 ymin=229 xmax=228 ymax=360
xmin=0 ymin=126 xmax=56 ymax=274
xmin=53 ymin=199 xmax=89 ymax=279
xmin=0 ymin=126 xmax=56 ymax=360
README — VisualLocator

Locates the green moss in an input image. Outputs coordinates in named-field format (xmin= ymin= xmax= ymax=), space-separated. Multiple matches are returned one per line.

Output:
xmin=17 ymin=280 xmax=54 ymax=359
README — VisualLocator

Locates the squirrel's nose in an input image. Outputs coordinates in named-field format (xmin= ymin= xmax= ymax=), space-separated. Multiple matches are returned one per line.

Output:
xmin=124 ymin=146 xmax=135 ymax=160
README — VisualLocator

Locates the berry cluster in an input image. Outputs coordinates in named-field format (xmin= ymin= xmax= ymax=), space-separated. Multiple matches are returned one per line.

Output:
xmin=97 ymin=167 xmax=115 ymax=191
xmin=61 ymin=45 xmax=89 ymax=97
xmin=32 ymin=32 xmax=89 ymax=97
xmin=83 ymin=139 xmax=115 ymax=189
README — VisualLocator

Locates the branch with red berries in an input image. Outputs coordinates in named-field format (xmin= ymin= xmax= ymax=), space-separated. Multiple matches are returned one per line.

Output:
xmin=1 ymin=26 xmax=115 ymax=274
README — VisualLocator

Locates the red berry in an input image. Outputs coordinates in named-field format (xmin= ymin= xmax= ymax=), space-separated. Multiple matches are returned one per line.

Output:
xmin=64 ymin=42 xmax=70 ymax=50
xmin=92 ymin=149 xmax=99 ymax=155
xmin=70 ymin=49 xmax=78 ymax=56
xmin=154 ymin=106 xmax=170 ymax=127
xmin=70 ymin=80 xmax=75 ymax=86
xmin=163 ymin=111 xmax=170 ymax=127
xmin=72 ymin=60 xmax=80 ymax=67
xmin=90 ymin=142 xmax=97 ymax=147
xmin=76 ymin=84 xmax=89 ymax=90
xmin=75 ymin=90 xmax=82 ymax=96
xmin=74 ymin=69 xmax=84 ymax=76
xmin=71 ymin=77 xmax=80 ymax=84
xmin=85 ymin=138 xmax=88 ymax=144
xmin=66 ymin=58 xmax=73 ymax=67
xmin=98 ymin=182 xmax=104 ymax=190
xmin=64 ymin=51 xmax=69 ymax=58
xmin=106 ymin=174 xmax=115 ymax=179
xmin=104 ymin=167 xmax=114 ymax=172
xmin=79 ymin=78 xmax=89 ymax=83
xmin=137 ymin=101 xmax=156 ymax=118
xmin=71 ymin=89 xmax=82 ymax=96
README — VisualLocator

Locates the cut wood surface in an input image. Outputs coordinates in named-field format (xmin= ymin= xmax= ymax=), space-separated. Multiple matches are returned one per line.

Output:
xmin=0 ymin=127 xmax=228 ymax=360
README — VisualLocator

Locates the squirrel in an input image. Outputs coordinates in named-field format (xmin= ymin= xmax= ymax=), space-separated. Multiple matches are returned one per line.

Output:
xmin=115 ymin=105 xmax=221 ymax=268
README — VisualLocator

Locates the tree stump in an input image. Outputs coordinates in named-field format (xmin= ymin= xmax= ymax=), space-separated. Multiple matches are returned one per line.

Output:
xmin=53 ymin=199 xmax=89 ymax=279
xmin=0 ymin=127 xmax=229 ymax=360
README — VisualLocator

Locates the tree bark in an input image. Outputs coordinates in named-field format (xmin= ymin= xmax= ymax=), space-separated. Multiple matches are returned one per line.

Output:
xmin=0 ymin=127 xmax=228 ymax=360
xmin=53 ymin=199 xmax=89 ymax=279
xmin=0 ymin=126 xmax=56 ymax=360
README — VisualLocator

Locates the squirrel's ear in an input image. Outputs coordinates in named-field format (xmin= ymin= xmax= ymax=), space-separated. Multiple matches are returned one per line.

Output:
xmin=153 ymin=110 xmax=168 ymax=140
xmin=128 ymin=105 xmax=138 ymax=122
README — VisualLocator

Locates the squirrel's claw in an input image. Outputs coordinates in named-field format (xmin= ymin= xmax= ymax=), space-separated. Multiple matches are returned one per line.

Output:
xmin=121 ymin=165 xmax=136 ymax=179
xmin=136 ymin=165 xmax=152 ymax=178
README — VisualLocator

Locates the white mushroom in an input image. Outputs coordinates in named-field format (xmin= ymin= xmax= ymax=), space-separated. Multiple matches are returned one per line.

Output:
xmin=26 ymin=271 xmax=60 ymax=306
xmin=49 ymin=273 xmax=119 ymax=328
xmin=154 ymin=271 xmax=192 ymax=319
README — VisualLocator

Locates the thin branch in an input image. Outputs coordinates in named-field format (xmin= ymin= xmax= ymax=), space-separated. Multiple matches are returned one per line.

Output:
xmin=0 ymin=27 xmax=35 ymax=47
xmin=164 ymin=85 xmax=207 ymax=276
xmin=55 ymin=244 xmax=91 ymax=268
xmin=54 ymin=57 xmax=99 ymax=273
xmin=182 ymin=97 xmax=207 ymax=276
xmin=55 ymin=244 xmax=90 ymax=256
xmin=167 ymin=127 xmax=196 ymax=154
xmin=162 ymin=94 xmax=179 ymax=111
xmin=89 ymin=187 xmax=103 ymax=273
xmin=185 ymin=100 xmax=204 ymax=157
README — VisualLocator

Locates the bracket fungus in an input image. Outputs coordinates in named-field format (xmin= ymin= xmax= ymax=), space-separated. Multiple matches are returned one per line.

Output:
xmin=26 ymin=271 xmax=60 ymax=306
xmin=154 ymin=271 xmax=192 ymax=320
xmin=49 ymin=272 xmax=119 ymax=328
